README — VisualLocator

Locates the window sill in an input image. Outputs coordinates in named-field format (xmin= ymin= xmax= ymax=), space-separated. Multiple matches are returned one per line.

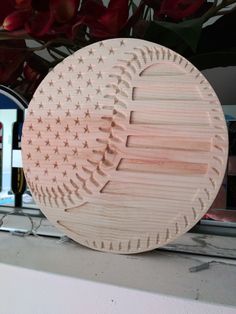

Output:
xmin=1 ymin=208 xmax=236 ymax=258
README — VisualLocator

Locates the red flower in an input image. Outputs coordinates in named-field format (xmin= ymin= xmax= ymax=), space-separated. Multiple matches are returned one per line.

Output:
xmin=79 ymin=0 xmax=129 ymax=38
xmin=24 ymin=10 xmax=54 ymax=37
xmin=3 ymin=10 xmax=31 ymax=31
xmin=51 ymin=0 xmax=80 ymax=23
xmin=154 ymin=0 xmax=205 ymax=21
xmin=15 ymin=0 xmax=32 ymax=10
xmin=0 ymin=0 xmax=15 ymax=24
xmin=0 ymin=40 xmax=26 ymax=84
xmin=3 ymin=0 xmax=80 ymax=38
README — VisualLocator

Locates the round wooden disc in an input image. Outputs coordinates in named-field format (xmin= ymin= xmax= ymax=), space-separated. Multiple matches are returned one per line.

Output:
xmin=22 ymin=39 xmax=228 ymax=253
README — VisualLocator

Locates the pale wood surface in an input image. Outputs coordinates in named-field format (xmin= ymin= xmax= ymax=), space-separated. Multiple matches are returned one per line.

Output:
xmin=21 ymin=38 xmax=228 ymax=253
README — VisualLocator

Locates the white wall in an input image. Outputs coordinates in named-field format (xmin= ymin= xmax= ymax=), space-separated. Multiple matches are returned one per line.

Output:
xmin=1 ymin=263 xmax=235 ymax=314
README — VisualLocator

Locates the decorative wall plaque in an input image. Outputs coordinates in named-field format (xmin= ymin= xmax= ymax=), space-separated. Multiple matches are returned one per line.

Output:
xmin=22 ymin=39 xmax=228 ymax=253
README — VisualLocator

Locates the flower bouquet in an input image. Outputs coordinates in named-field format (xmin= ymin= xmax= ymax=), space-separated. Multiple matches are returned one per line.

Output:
xmin=0 ymin=0 xmax=235 ymax=100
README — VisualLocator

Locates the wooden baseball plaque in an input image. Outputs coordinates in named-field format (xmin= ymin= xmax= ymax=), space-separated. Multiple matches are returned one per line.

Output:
xmin=22 ymin=38 xmax=228 ymax=253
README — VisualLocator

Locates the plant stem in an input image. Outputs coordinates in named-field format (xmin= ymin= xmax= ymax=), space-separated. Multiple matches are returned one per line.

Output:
xmin=46 ymin=48 xmax=61 ymax=61
xmin=27 ymin=38 xmax=74 ymax=52
xmin=48 ymin=47 xmax=69 ymax=58
xmin=216 ymin=4 xmax=236 ymax=15
xmin=0 ymin=31 xmax=31 ymax=40
xmin=143 ymin=5 xmax=149 ymax=20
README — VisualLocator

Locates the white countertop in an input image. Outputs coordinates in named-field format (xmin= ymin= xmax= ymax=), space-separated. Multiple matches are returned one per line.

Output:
xmin=0 ymin=231 xmax=236 ymax=313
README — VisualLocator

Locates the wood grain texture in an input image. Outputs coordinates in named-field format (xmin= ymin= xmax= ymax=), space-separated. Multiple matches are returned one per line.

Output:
xmin=21 ymin=39 xmax=228 ymax=254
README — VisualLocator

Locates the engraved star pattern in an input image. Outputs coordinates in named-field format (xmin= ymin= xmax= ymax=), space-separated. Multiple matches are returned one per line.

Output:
xmin=22 ymin=39 xmax=125 ymax=206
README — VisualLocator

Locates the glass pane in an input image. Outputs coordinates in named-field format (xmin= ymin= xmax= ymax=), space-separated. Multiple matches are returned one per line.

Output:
xmin=0 ymin=111 xmax=15 ymax=206
xmin=0 ymin=122 xmax=2 ymax=192
xmin=12 ymin=121 xmax=37 ymax=208
xmin=201 ymin=120 xmax=236 ymax=226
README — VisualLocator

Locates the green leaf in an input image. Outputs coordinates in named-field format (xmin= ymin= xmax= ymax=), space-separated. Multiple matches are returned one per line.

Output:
xmin=130 ymin=0 xmax=138 ymax=14
xmin=144 ymin=17 xmax=204 ymax=53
